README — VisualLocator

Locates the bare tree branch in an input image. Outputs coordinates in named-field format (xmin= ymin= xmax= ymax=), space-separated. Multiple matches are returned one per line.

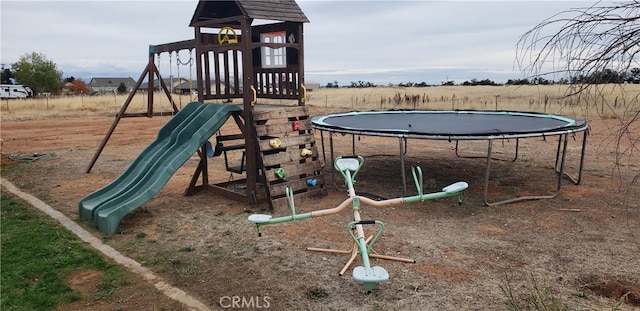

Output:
xmin=517 ymin=2 xmax=640 ymax=247
xmin=517 ymin=1 xmax=640 ymax=84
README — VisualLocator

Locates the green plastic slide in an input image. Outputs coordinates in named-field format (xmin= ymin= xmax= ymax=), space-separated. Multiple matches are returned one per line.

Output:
xmin=78 ymin=102 xmax=241 ymax=234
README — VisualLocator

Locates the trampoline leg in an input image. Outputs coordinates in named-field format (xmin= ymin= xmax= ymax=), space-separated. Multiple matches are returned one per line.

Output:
xmin=330 ymin=132 xmax=339 ymax=191
xmin=484 ymin=133 xmax=581 ymax=206
xmin=330 ymin=133 xmax=334 ymax=168
xmin=320 ymin=130 xmax=326 ymax=164
xmin=573 ymin=130 xmax=588 ymax=185
xmin=352 ymin=134 xmax=356 ymax=155
xmin=556 ymin=131 xmax=587 ymax=185
xmin=556 ymin=134 xmax=569 ymax=190
xmin=399 ymin=137 xmax=407 ymax=196
xmin=554 ymin=135 xmax=563 ymax=174
xmin=483 ymin=139 xmax=494 ymax=206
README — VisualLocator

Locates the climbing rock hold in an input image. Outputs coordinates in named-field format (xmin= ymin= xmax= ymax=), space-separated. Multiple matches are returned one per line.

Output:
xmin=269 ymin=138 xmax=282 ymax=149
xmin=300 ymin=148 xmax=312 ymax=157
xmin=274 ymin=168 xmax=287 ymax=179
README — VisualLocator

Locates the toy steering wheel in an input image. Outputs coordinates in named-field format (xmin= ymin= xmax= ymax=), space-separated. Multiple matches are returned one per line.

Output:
xmin=218 ymin=26 xmax=238 ymax=45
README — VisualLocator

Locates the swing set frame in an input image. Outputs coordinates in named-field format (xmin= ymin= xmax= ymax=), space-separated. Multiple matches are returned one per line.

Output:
xmin=85 ymin=45 xmax=185 ymax=173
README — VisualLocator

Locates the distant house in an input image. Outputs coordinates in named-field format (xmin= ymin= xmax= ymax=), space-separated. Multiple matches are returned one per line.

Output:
xmin=139 ymin=77 xmax=238 ymax=95
xmin=176 ymin=80 xmax=196 ymax=95
xmin=138 ymin=77 xmax=188 ymax=94
xmin=90 ymin=77 xmax=136 ymax=94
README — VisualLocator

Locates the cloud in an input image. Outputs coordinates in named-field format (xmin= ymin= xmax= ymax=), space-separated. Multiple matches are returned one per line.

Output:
xmin=2 ymin=0 xmax=598 ymax=84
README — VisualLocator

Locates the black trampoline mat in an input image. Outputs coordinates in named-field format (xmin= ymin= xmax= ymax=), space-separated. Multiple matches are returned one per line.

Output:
xmin=312 ymin=110 xmax=587 ymax=137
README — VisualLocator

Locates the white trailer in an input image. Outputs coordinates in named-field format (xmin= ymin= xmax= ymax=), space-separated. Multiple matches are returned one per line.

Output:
xmin=1 ymin=84 xmax=33 ymax=99
xmin=304 ymin=81 xmax=321 ymax=91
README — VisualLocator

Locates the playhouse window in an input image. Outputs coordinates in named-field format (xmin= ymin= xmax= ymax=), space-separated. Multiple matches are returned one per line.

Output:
xmin=261 ymin=31 xmax=286 ymax=68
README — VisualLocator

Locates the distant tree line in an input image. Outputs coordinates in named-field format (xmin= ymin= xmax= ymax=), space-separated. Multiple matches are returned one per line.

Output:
xmin=323 ymin=67 xmax=640 ymax=89
xmin=6 ymin=51 xmax=639 ymax=95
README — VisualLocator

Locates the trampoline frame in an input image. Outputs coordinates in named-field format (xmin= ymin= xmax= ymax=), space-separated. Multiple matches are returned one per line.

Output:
xmin=312 ymin=110 xmax=589 ymax=206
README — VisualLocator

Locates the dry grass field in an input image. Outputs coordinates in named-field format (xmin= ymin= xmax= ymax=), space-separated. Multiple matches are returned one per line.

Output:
xmin=1 ymin=84 xmax=639 ymax=310
xmin=2 ymin=84 xmax=638 ymax=120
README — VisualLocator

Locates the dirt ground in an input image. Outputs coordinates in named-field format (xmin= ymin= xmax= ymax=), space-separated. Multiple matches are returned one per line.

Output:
xmin=1 ymin=107 xmax=639 ymax=311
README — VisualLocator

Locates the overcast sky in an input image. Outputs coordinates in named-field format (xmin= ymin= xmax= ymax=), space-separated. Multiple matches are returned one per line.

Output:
xmin=1 ymin=0 xmax=600 ymax=85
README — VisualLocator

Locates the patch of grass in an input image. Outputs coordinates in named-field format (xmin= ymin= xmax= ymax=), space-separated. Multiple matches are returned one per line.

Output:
xmin=0 ymin=193 xmax=125 ymax=310
xmin=306 ymin=286 xmax=329 ymax=299
xmin=169 ymin=258 xmax=201 ymax=276
xmin=500 ymin=273 xmax=571 ymax=311
xmin=206 ymin=245 xmax=230 ymax=261
xmin=178 ymin=246 xmax=195 ymax=252
xmin=137 ymin=254 xmax=166 ymax=267
xmin=95 ymin=268 xmax=128 ymax=299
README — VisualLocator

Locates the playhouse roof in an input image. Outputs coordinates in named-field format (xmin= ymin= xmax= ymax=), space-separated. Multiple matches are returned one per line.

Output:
xmin=189 ymin=0 xmax=309 ymax=27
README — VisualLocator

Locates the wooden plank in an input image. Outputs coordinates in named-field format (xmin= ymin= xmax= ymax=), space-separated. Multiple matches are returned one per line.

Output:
xmin=258 ymin=134 xmax=315 ymax=150
xmin=207 ymin=184 xmax=250 ymax=203
xmin=264 ymin=161 xmax=323 ymax=183
xmin=262 ymin=147 xmax=319 ymax=167
xmin=255 ymin=119 xmax=313 ymax=136
xmin=254 ymin=115 xmax=308 ymax=127
xmin=261 ymin=149 xmax=319 ymax=168
xmin=217 ymin=133 xmax=245 ymax=141
xmin=269 ymin=175 xmax=326 ymax=197
xmin=256 ymin=112 xmax=309 ymax=123
xmin=264 ymin=161 xmax=323 ymax=179
xmin=253 ymin=112 xmax=306 ymax=124
xmin=269 ymin=179 xmax=314 ymax=196
xmin=253 ymin=106 xmax=308 ymax=120
xmin=152 ymin=39 xmax=196 ymax=54
xmin=220 ymin=144 xmax=245 ymax=151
